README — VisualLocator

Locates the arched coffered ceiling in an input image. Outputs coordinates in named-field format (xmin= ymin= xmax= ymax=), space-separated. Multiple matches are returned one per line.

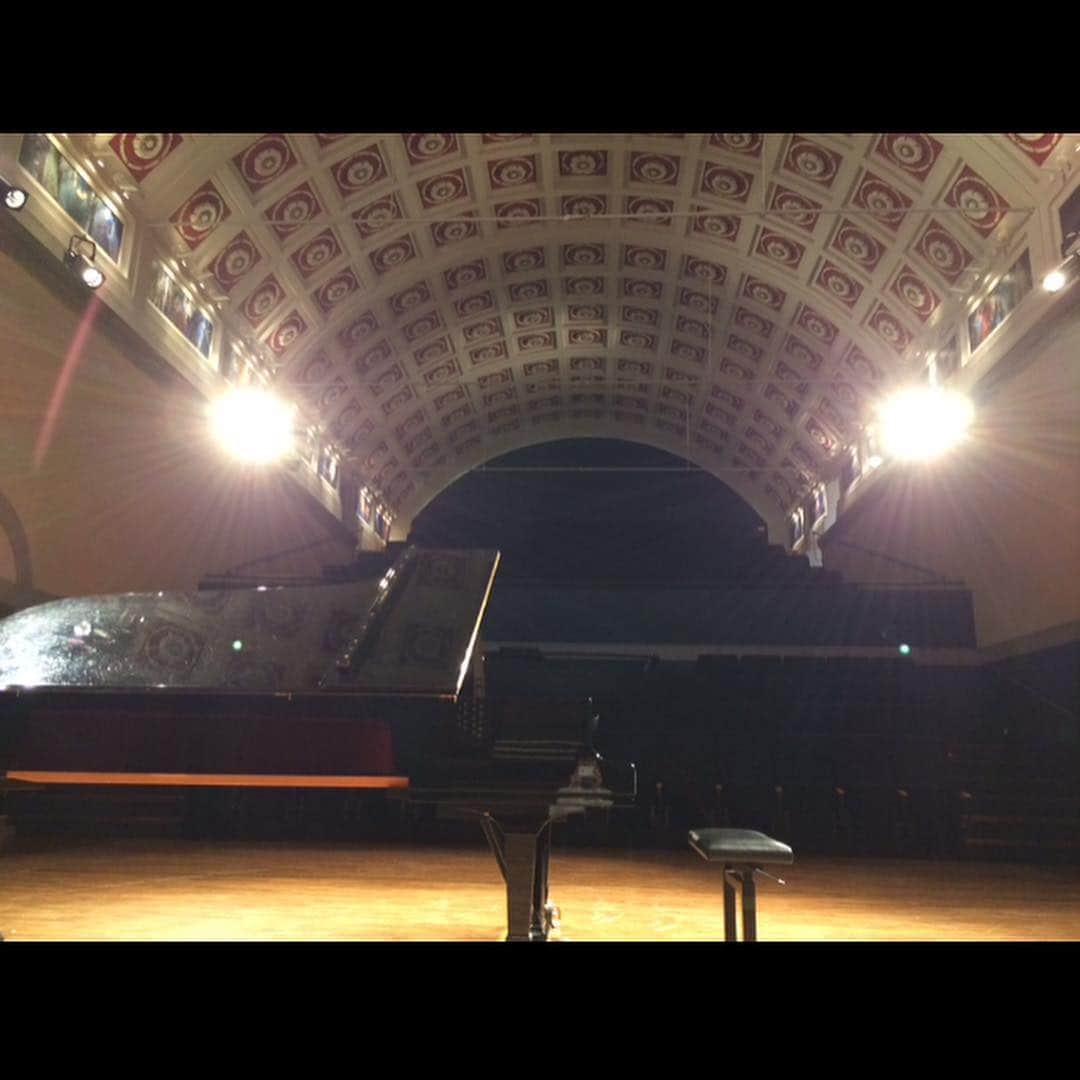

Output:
xmin=65 ymin=132 xmax=1076 ymax=540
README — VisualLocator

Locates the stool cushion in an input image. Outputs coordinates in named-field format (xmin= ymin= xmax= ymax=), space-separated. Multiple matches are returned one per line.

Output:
xmin=689 ymin=828 xmax=794 ymax=864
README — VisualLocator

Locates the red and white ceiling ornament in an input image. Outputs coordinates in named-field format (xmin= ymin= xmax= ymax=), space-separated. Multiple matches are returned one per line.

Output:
xmin=683 ymin=255 xmax=727 ymax=284
xmin=431 ymin=214 xmax=479 ymax=247
xmin=783 ymin=333 xmax=824 ymax=372
xmin=890 ymin=264 xmax=940 ymax=322
xmin=418 ymin=169 xmax=470 ymax=208
xmin=464 ymin=318 xmax=503 ymax=343
xmin=503 ymin=248 xmax=545 ymax=273
xmin=843 ymin=344 xmax=882 ymax=385
xmin=874 ymin=133 xmax=943 ymax=184
xmin=794 ymin=304 xmax=838 ymax=345
xmin=680 ymin=287 xmax=719 ymax=315
xmin=944 ymin=164 xmax=1009 ymax=237
xmin=266 ymin=310 xmax=309 ymax=355
xmin=623 ymin=305 xmax=657 ymax=325
xmin=233 ymin=134 xmax=297 ymax=195
xmin=369 ymin=234 xmax=417 ymax=275
xmin=170 ymin=181 xmax=231 ymax=249
xmin=619 ymin=330 xmax=655 ymax=351
xmin=623 ymin=245 xmax=666 ymax=271
xmin=290 ymin=228 xmax=343 ymax=279
xmin=676 ymin=315 xmax=708 ymax=339
xmin=699 ymin=163 xmax=754 ymax=203
xmin=507 ymin=280 xmax=546 ymax=303
xmin=412 ymin=333 xmax=453 ymax=367
xmin=403 ymin=134 xmax=460 ymax=167
xmin=815 ymin=259 xmax=864 ymax=309
xmin=569 ymin=327 xmax=607 ymax=346
xmin=734 ymin=307 xmax=775 ymax=340
xmin=331 ymin=145 xmax=391 ymax=198
xmin=866 ymin=301 xmax=913 ymax=355
xmin=313 ymin=269 xmax=360 ymax=314
xmin=830 ymin=218 xmax=885 ymax=273
xmin=208 ymin=231 xmax=261 ymax=292
xmin=562 ymin=194 xmax=607 ymax=218
xmin=558 ymin=150 xmax=607 ymax=177
xmin=496 ymin=200 xmax=543 ymax=227
xmin=690 ymin=208 xmax=740 ymax=242
xmin=914 ymin=219 xmax=975 ymax=285
xmin=709 ymin=133 xmax=763 ymax=157
xmin=518 ymin=332 xmax=556 ymax=352
xmin=442 ymin=260 xmax=485 ymax=292
xmin=755 ymin=227 xmax=805 ymax=270
xmin=513 ymin=307 xmax=554 ymax=329
xmin=783 ymin=136 xmax=842 ymax=189
xmin=338 ymin=311 xmax=379 ymax=349
xmin=390 ymin=281 xmax=433 ymax=315
xmin=624 ymin=278 xmax=661 ymax=299
xmin=352 ymin=193 xmax=404 ymax=239
xmin=1005 ymin=134 xmax=1061 ymax=166
xmin=402 ymin=310 xmax=444 ymax=342
xmin=263 ymin=182 xmax=322 ymax=241
xmin=629 ymin=152 xmax=680 ymax=185
xmin=626 ymin=196 xmax=674 ymax=225
xmin=241 ymin=274 xmax=285 ymax=328
xmin=488 ymin=156 xmax=538 ymax=189
xmin=454 ymin=291 xmax=494 ymax=317
xmin=850 ymin=170 xmax=912 ymax=233
xmin=742 ymin=275 xmax=785 ymax=310
xmin=769 ymin=185 xmax=822 ymax=234
xmin=110 ymin=133 xmax=183 ymax=182
xmin=729 ymin=335 xmax=764 ymax=364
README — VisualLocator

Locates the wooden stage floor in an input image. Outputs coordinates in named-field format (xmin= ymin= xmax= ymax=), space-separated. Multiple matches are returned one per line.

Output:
xmin=1 ymin=836 xmax=1077 ymax=942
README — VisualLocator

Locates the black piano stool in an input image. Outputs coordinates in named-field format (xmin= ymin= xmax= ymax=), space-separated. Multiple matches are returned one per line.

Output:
xmin=688 ymin=828 xmax=794 ymax=942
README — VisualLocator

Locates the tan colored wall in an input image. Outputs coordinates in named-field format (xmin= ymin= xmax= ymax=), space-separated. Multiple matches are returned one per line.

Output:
xmin=0 ymin=248 xmax=355 ymax=600
xmin=823 ymin=306 xmax=1080 ymax=648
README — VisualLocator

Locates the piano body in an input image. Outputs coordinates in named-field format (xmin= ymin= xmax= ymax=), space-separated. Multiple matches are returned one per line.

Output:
xmin=0 ymin=546 xmax=634 ymax=941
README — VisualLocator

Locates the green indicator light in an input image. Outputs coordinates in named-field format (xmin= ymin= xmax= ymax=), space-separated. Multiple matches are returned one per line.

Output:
xmin=232 ymin=640 xmax=243 ymax=651
xmin=898 ymin=643 xmax=911 ymax=656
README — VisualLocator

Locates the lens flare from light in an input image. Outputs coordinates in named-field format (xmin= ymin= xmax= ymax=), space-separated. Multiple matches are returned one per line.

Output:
xmin=209 ymin=388 xmax=296 ymax=464
xmin=1042 ymin=268 xmax=1067 ymax=293
xmin=877 ymin=386 xmax=974 ymax=463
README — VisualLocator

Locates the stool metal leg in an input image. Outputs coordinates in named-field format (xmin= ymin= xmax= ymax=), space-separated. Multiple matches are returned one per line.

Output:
xmin=722 ymin=867 xmax=737 ymax=942
xmin=741 ymin=865 xmax=758 ymax=943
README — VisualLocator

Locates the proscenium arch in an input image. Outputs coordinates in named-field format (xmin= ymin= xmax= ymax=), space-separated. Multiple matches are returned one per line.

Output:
xmin=389 ymin=425 xmax=788 ymax=544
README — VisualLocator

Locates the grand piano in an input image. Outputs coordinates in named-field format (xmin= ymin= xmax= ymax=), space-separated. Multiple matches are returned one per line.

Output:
xmin=0 ymin=545 xmax=634 ymax=941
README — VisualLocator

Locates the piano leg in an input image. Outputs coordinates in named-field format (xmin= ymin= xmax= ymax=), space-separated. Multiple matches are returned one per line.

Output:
xmin=479 ymin=812 xmax=554 ymax=942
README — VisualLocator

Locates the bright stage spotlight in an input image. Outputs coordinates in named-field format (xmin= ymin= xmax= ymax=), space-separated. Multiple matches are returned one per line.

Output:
xmin=64 ymin=235 xmax=104 ymax=289
xmin=209 ymin=388 xmax=296 ymax=464
xmin=877 ymin=386 xmax=974 ymax=463
xmin=1 ymin=177 xmax=28 ymax=211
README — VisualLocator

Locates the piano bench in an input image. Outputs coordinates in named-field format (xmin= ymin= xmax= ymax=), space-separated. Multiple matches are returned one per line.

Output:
xmin=688 ymin=828 xmax=793 ymax=942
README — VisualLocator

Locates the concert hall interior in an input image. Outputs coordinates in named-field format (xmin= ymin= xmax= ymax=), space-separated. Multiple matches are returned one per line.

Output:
xmin=0 ymin=132 xmax=1077 ymax=943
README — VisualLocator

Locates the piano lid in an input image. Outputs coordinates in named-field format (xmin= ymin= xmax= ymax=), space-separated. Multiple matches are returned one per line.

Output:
xmin=0 ymin=547 xmax=500 ymax=700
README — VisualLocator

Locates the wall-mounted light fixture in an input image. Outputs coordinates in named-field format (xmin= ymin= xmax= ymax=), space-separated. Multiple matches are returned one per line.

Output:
xmin=1 ymin=175 xmax=28 ymax=211
xmin=65 ymin=235 xmax=105 ymax=289
xmin=1042 ymin=229 xmax=1080 ymax=292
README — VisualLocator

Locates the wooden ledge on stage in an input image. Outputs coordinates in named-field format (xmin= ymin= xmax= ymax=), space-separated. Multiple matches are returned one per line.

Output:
xmin=4 ymin=771 xmax=409 ymax=790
